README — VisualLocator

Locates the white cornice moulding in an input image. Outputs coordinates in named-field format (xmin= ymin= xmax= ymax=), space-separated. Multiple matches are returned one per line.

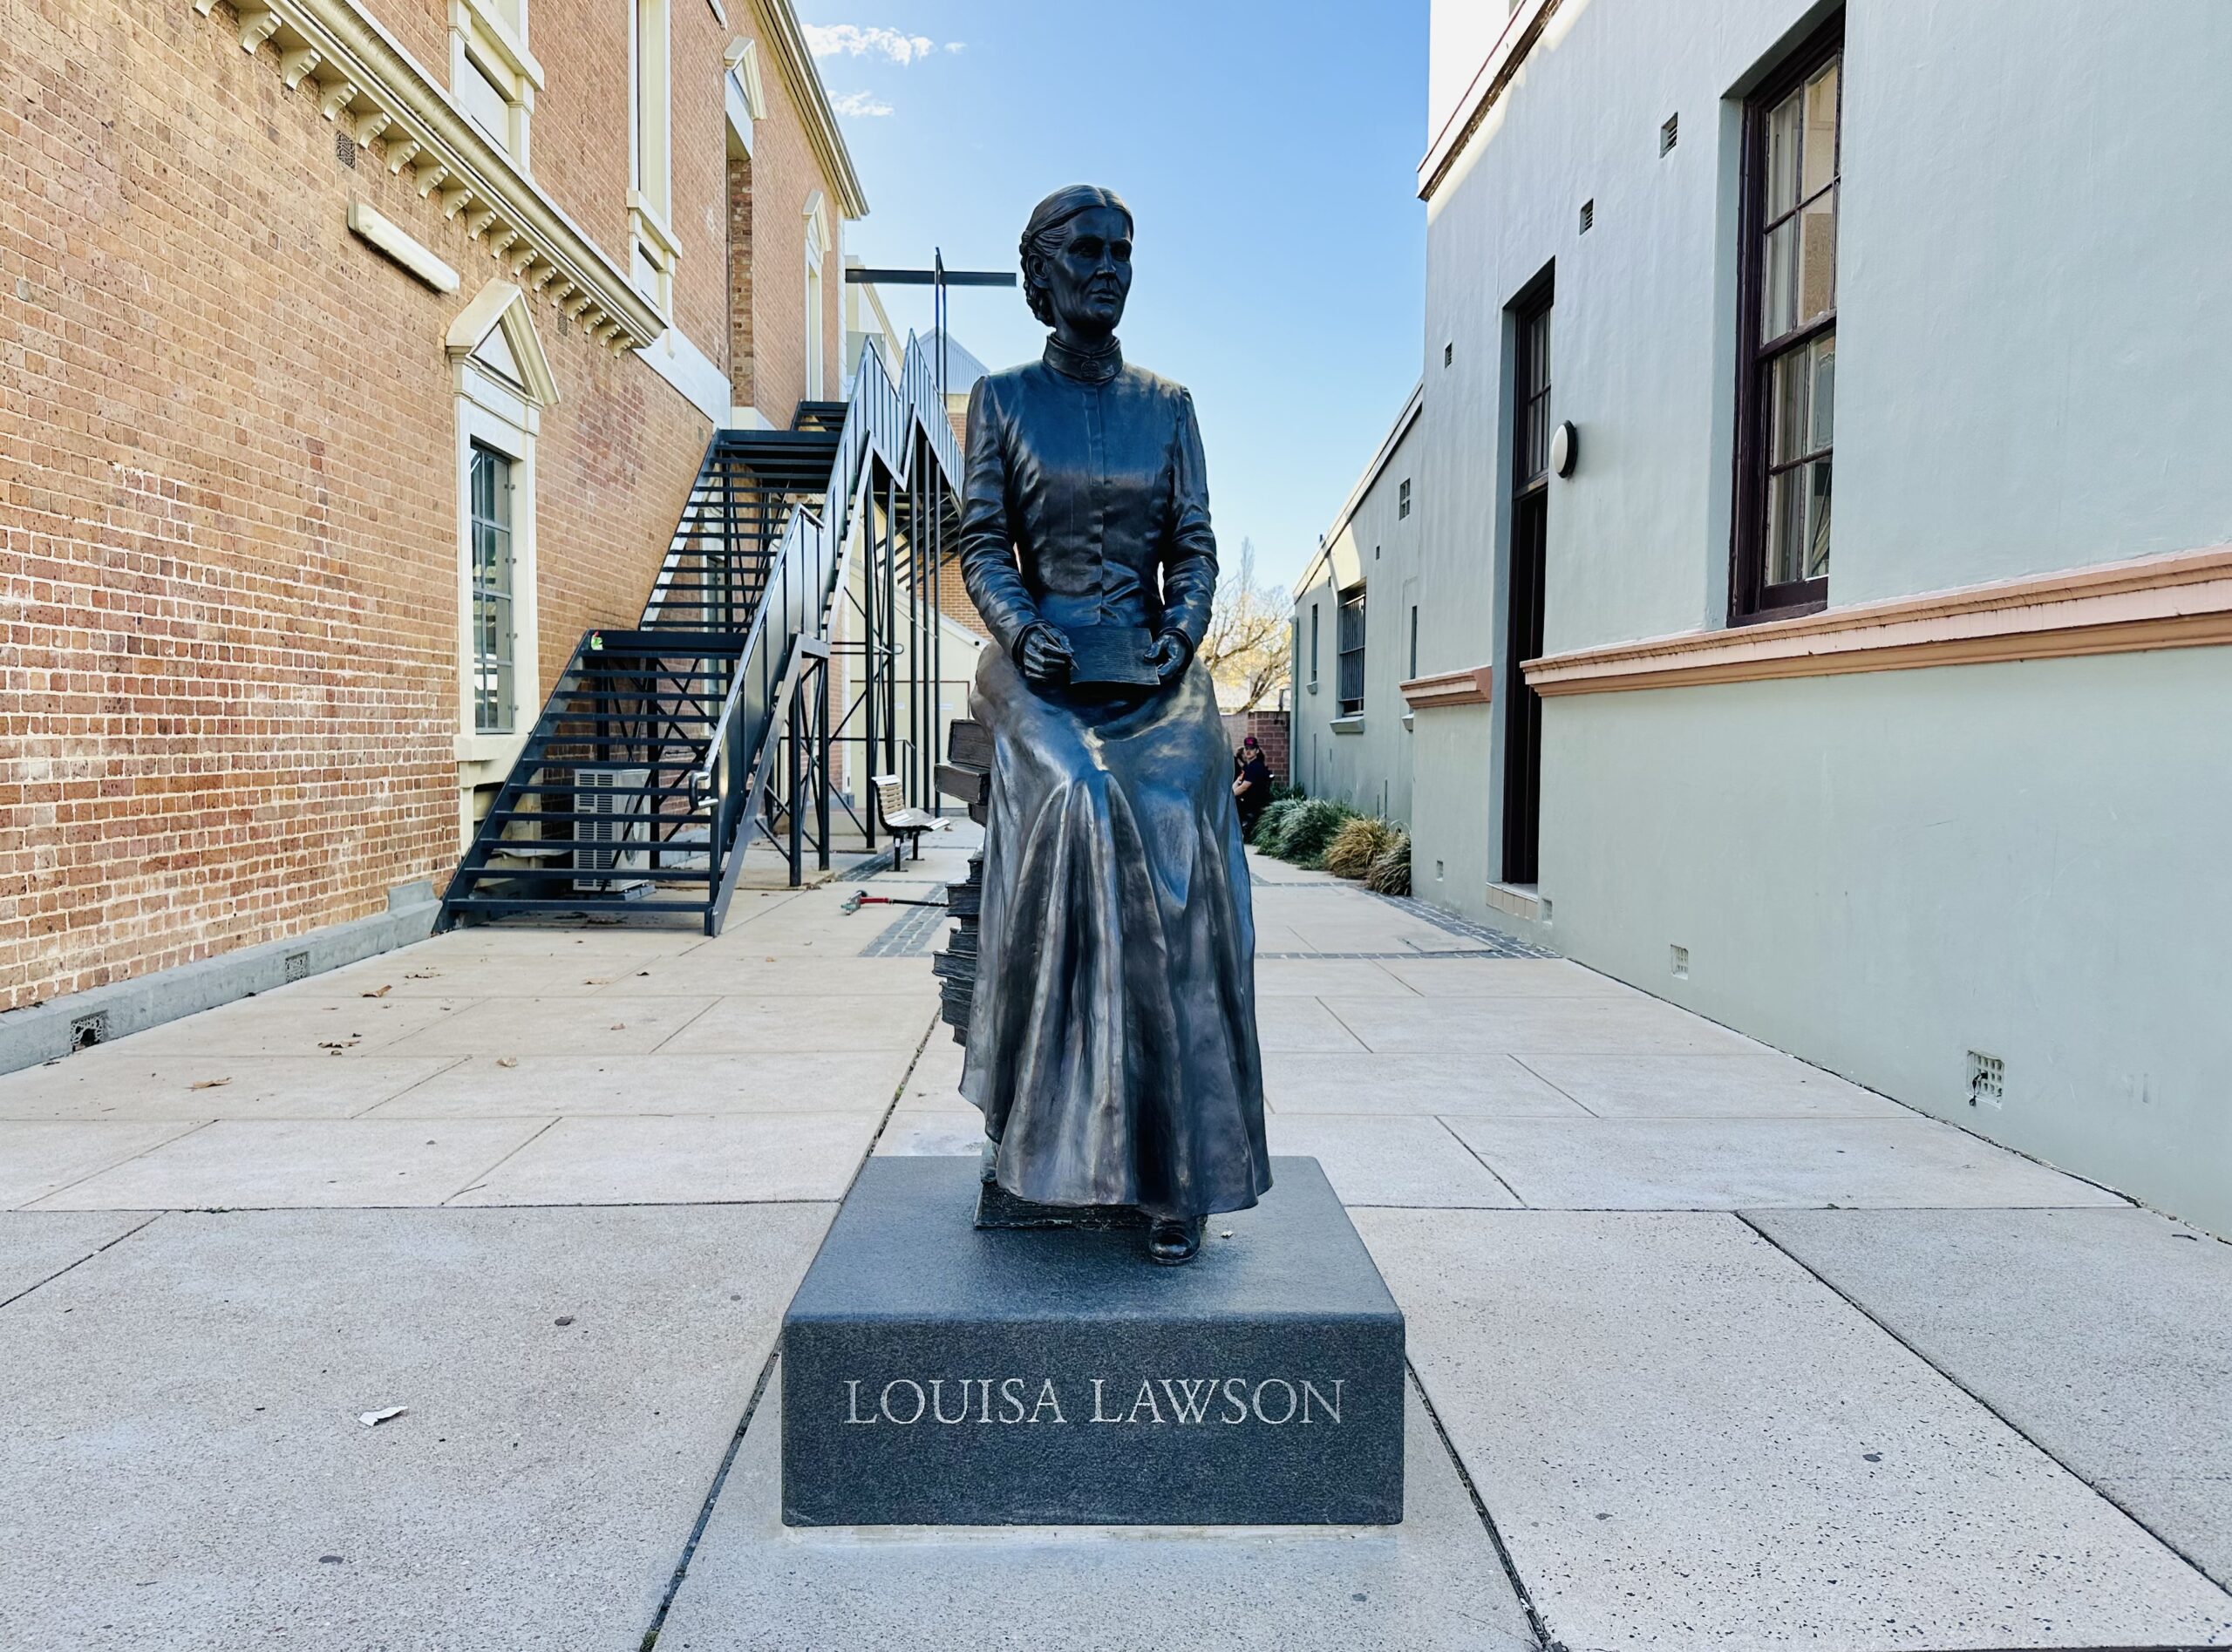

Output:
xmin=347 ymin=200 xmax=459 ymax=291
xmin=193 ymin=0 xmax=663 ymax=351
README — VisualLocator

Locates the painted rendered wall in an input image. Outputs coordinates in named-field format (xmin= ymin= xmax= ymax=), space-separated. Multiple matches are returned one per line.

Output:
xmin=1291 ymin=417 xmax=1423 ymax=824
xmin=1540 ymin=649 xmax=2232 ymax=1237
xmin=1390 ymin=0 xmax=2232 ymax=1233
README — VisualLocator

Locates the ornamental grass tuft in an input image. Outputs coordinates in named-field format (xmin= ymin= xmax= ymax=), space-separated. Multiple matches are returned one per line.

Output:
xmin=1276 ymin=798 xmax=1358 ymax=866
xmin=1323 ymin=816 xmax=1398 ymax=880
xmin=1250 ymin=795 xmax=1303 ymax=850
xmin=1364 ymin=828 xmax=1412 ymax=895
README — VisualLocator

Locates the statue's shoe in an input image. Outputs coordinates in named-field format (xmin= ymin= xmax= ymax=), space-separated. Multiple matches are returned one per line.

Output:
xmin=1146 ymin=1216 xmax=1203 ymax=1266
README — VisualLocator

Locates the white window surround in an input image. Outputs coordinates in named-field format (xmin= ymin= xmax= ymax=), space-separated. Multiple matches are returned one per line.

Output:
xmin=449 ymin=0 xmax=541 ymax=165
xmin=629 ymin=0 xmax=677 ymax=316
xmin=447 ymin=282 xmax=557 ymax=808
xmin=725 ymin=36 xmax=763 ymax=155
xmin=804 ymin=191 xmax=831 ymax=400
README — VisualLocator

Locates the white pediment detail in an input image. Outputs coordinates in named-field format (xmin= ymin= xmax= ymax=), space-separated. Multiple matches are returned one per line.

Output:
xmin=446 ymin=280 xmax=558 ymax=406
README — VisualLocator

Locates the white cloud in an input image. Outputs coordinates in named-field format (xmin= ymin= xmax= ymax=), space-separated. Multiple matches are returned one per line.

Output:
xmin=803 ymin=24 xmax=944 ymax=65
xmin=830 ymin=90 xmax=895 ymax=118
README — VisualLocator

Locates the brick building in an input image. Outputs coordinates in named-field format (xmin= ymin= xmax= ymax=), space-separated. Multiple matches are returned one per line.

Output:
xmin=0 ymin=0 xmax=866 ymax=1023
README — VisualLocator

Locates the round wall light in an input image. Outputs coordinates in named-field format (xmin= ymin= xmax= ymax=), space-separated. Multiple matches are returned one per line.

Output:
xmin=1549 ymin=419 xmax=1579 ymax=479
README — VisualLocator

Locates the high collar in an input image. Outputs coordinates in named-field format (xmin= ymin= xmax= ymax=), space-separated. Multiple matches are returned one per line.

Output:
xmin=1043 ymin=333 xmax=1123 ymax=384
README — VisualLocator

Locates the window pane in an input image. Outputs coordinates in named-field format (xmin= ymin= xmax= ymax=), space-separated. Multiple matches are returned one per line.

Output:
xmin=1808 ymin=330 xmax=1835 ymax=452
xmin=1770 ymin=349 xmax=1809 ymax=466
xmin=1766 ymin=468 xmax=1804 ymax=587
xmin=1765 ymin=88 xmax=1801 ymax=217
xmin=1803 ymin=456 xmax=1833 ymax=581
xmin=1796 ymin=183 xmax=1837 ymax=328
xmin=1761 ymin=219 xmax=1796 ymax=340
xmin=1801 ymin=60 xmax=1840 ymax=200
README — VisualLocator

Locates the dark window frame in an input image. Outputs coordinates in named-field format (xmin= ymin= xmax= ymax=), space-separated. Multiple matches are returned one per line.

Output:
xmin=1730 ymin=12 xmax=1843 ymax=624
xmin=1335 ymin=586 xmax=1366 ymax=717
xmin=468 ymin=441 xmax=516 ymax=734
xmin=1308 ymin=602 xmax=1320 ymax=688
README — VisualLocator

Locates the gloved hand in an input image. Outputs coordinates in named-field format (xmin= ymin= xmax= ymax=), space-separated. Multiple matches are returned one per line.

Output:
xmin=1015 ymin=622 xmax=1075 ymax=687
xmin=1144 ymin=629 xmax=1194 ymax=683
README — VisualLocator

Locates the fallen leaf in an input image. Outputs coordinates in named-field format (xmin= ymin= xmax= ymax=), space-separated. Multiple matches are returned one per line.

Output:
xmin=357 ymin=1406 xmax=407 ymax=1428
xmin=360 ymin=985 xmax=392 ymax=999
xmin=190 ymin=1078 xmax=232 ymax=1091
xmin=609 ymin=1023 xmax=626 ymax=1030
xmin=555 ymin=1315 xmax=575 ymax=1327
xmin=496 ymin=1057 xmax=519 ymax=1069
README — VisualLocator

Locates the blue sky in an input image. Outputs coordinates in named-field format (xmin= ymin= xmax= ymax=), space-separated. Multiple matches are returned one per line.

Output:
xmin=793 ymin=1 xmax=1429 ymax=592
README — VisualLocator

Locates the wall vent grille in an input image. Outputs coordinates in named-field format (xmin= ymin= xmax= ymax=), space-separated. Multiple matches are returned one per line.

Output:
xmin=70 ymin=1011 xmax=107 ymax=1051
xmin=1968 ymin=1050 xmax=2005 ymax=1108
xmin=283 ymin=950 xmax=311 ymax=982
xmin=1669 ymin=944 xmax=1690 ymax=979
xmin=1660 ymin=114 xmax=1678 ymax=154
xmin=1579 ymin=198 xmax=1595 ymax=234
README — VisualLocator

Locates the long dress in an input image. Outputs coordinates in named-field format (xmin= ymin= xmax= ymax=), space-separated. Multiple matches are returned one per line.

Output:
xmin=956 ymin=335 xmax=1270 ymax=1221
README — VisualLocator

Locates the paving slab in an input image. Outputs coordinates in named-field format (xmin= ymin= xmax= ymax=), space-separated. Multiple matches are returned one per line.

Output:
xmin=656 ymin=996 xmax=934 ymax=1054
xmin=362 ymin=1050 xmax=910 ymax=1118
xmin=1256 ymin=996 xmax=1371 ymax=1054
xmin=0 ymin=1056 xmax=464 ymax=1121
xmin=874 ymin=1107 xmax=987 ymax=1156
xmin=1358 ymin=1207 xmax=2232 ymax=1652
xmin=0 ymin=1120 xmax=207 ymax=1209
xmin=1266 ymin=1115 xmax=1521 ymax=1207
xmin=383 ymin=994 xmax=719 ymax=1057
xmin=616 ymin=955 xmax=936 ymax=996
xmin=1252 ymin=958 xmax=1419 ymax=997
xmin=1333 ymin=995 xmax=1761 ymax=1056
xmin=85 ymin=990 xmax=482 ymax=1057
xmin=1372 ymin=957 xmax=1645 ymax=999
xmin=654 ymin=1370 xmax=1534 ymax=1652
xmin=318 ymin=955 xmax=635 ymax=997
xmin=1263 ymin=1051 xmax=1586 ymax=1118
xmin=1516 ymin=1051 xmax=1906 ymax=1118
xmin=446 ymin=1112 xmax=879 ymax=1204
xmin=1446 ymin=1115 xmax=2125 ymax=1209
xmin=0 ymin=1211 xmax=155 ymax=1303
xmin=0 ymin=1203 xmax=829 ymax=1652
xmin=1750 ymin=1206 xmax=2232 ymax=1587
xmin=31 ymin=1118 xmax=548 ymax=1210
xmin=897 ymin=1034 xmax=967 ymax=1108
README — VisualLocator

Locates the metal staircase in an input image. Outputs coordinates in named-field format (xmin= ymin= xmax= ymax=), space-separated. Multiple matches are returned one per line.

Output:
xmin=437 ymin=337 xmax=964 ymax=935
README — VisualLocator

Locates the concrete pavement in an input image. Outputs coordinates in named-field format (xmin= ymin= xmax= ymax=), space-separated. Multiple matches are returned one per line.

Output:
xmin=3 ymin=836 xmax=2228 ymax=1650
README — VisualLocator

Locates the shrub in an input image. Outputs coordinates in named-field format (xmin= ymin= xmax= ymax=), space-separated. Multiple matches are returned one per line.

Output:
xmin=1276 ymin=798 xmax=1357 ymax=866
xmin=1250 ymin=796 xmax=1303 ymax=850
xmin=1364 ymin=828 xmax=1412 ymax=895
xmin=1323 ymin=816 xmax=1398 ymax=880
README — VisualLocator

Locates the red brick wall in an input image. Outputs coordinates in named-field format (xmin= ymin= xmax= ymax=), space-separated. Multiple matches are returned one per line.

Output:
xmin=0 ymin=0 xmax=736 ymax=1011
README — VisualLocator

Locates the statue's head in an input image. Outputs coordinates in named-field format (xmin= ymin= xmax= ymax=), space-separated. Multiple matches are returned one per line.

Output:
xmin=1018 ymin=185 xmax=1133 ymax=340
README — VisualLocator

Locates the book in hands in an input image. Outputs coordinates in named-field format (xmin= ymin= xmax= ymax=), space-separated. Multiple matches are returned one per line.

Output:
xmin=1056 ymin=622 xmax=1161 ymax=689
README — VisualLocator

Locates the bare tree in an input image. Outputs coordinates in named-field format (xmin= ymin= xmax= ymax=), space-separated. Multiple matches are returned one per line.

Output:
xmin=1199 ymin=538 xmax=1292 ymax=712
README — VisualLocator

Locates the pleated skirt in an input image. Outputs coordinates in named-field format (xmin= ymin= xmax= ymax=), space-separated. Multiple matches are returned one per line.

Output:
xmin=959 ymin=650 xmax=1270 ymax=1220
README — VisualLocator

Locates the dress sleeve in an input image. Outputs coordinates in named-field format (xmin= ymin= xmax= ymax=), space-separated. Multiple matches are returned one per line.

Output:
xmin=956 ymin=377 xmax=1042 ymax=659
xmin=1159 ymin=389 xmax=1219 ymax=649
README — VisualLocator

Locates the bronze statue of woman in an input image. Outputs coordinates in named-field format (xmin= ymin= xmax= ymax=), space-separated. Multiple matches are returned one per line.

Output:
xmin=956 ymin=185 xmax=1270 ymax=1266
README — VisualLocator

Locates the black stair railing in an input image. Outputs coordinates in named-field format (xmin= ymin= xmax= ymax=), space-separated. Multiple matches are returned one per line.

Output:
xmin=438 ymin=332 xmax=963 ymax=935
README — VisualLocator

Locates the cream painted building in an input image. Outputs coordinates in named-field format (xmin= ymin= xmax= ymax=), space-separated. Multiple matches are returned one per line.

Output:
xmin=1294 ymin=0 xmax=2232 ymax=1236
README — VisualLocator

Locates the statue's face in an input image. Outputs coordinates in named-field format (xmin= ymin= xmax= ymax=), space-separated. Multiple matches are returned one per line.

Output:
xmin=1041 ymin=206 xmax=1133 ymax=336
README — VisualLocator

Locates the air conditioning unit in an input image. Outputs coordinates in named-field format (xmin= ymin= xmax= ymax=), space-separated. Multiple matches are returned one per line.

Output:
xmin=575 ymin=767 xmax=652 ymax=895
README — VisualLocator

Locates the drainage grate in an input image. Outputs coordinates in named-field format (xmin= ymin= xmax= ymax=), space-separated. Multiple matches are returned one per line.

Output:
xmin=283 ymin=950 xmax=311 ymax=982
xmin=1967 ymin=1050 xmax=2004 ymax=1108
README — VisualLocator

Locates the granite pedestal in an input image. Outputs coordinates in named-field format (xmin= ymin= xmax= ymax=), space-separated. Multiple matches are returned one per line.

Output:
xmin=780 ymin=1155 xmax=1405 ymax=1526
